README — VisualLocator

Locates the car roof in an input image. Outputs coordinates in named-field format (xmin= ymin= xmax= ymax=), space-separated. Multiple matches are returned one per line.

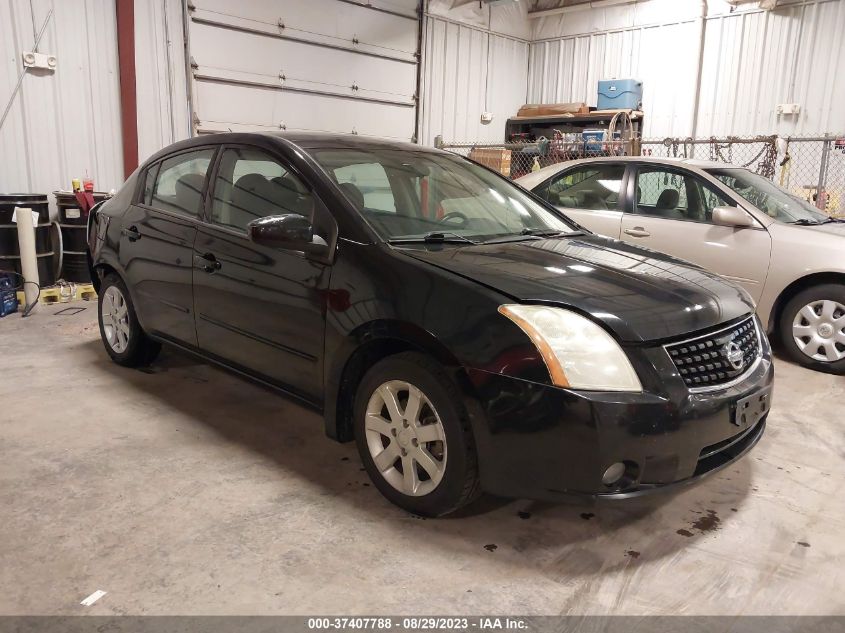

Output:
xmin=141 ymin=131 xmax=450 ymax=169
xmin=514 ymin=155 xmax=741 ymax=189
xmin=168 ymin=131 xmax=430 ymax=152
xmin=262 ymin=131 xmax=427 ymax=152
xmin=532 ymin=155 xmax=736 ymax=177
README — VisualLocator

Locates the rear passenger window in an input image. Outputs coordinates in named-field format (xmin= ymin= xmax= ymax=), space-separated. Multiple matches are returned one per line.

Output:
xmin=546 ymin=165 xmax=625 ymax=211
xmin=150 ymin=149 xmax=215 ymax=216
xmin=210 ymin=147 xmax=313 ymax=233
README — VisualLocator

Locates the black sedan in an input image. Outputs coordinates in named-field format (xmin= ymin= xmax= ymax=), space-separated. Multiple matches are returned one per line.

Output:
xmin=87 ymin=132 xmax=773 ymax=516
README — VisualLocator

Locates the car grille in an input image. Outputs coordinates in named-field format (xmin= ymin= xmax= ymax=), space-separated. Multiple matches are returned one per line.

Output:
xmin=665 ymin=316 xmax=761 ymax=390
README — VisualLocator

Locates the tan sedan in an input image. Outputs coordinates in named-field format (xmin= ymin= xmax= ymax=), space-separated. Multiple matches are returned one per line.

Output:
xmin=517 ymin=156 xmax=845 ymax=374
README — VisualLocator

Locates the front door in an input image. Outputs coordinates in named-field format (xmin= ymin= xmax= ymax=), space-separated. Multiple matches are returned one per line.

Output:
xmin=620 ymin=165 xmax=772 ymax=303
xmin=192 ymin=145 xmax=332 ymax=401
xmin=538 ymin=163 xmax=626 ymax=239
xmin=119 ymin=147 xmax=216 ymax=346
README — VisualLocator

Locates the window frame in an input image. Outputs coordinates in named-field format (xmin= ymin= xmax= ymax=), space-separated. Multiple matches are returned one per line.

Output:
xmin=134 ymin=145 xmax=219 ymax=220
xmin=202 ymin=143 xmax=320 ymax=238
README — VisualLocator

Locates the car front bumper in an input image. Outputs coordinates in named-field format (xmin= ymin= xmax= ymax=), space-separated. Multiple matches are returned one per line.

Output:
xmin=463 ymin=350 xmax=774 ymax=502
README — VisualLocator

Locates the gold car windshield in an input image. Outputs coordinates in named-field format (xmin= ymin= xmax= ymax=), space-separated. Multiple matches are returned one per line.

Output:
xmin=708 ymin=168 xmax=830 ymax=224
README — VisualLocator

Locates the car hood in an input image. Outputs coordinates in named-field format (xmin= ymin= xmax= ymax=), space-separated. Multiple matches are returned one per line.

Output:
xmin=399 ymin=234 xmax=754 ymax=343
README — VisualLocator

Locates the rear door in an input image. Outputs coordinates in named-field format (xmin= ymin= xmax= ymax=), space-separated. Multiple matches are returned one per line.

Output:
xmin=534 ymin=163 xmax=626 ymax=239
xmin=119 ymin=147 xmax=216 ymax=346
xmin=619 ymin=164 xmax=772 ymax=302
xmin=192 ymin=144 xmax=333 ymax=401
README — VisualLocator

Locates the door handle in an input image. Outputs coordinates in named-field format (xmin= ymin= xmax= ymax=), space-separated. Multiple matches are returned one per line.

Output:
xmin=122 ymin=225 xmax=141 ymax=242
xmin=624 ymin=227 xmax=651 ymax=238
xmin=195 ymin=252 xmax=222 ymax=273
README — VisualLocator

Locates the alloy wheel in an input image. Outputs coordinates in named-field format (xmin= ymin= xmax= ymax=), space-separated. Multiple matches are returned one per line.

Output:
xmin=792 ymin=299 xmax=845 ymax=362
xmin=101 ymin=285 xmax=131 ymax=354
xmin=364 ymin=380 xmax=447 ymax=497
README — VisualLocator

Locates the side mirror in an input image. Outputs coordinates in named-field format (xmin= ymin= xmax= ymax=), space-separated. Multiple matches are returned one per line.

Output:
xmin=712 ymin=206 xmax=754 ymax=228
xmin=248 ymin=214 xmax=314 ymax=249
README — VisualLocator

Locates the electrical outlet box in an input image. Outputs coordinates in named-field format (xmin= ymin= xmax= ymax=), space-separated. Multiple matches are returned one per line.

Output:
xmin=480 ymin=112 xmax=494 ymax=123
xmin=776 ymin=103 xmax=800 ymax=115
xmin=22 ymin=51 xmax=57 ymax=70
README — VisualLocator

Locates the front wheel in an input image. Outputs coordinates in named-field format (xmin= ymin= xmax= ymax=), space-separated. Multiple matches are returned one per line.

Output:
xmin=779 ymin=284 xmax=845 ymax=374
xmin=97 ymin=273 xmax=161 ymax=367
xmin=353 ymin=352 xmax=481 ymax=517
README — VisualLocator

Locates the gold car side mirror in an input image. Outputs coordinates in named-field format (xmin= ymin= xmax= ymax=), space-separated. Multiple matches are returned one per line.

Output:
xmin=713 ymin=206 xmax=755 ymax=228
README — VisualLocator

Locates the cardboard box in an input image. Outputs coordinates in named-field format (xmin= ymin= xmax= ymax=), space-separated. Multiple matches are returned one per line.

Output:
xmin=468 ymin=148 xmax=512 ymax=176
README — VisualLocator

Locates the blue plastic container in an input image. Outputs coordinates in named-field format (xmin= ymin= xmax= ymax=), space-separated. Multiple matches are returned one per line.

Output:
xmin=597 ymin=79 xmax=643 ymax=110
xmin=0 ymin=273 xmax=17 ymax=317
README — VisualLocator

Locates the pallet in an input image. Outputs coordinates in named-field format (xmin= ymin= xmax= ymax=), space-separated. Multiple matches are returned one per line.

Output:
xmin=16 ymin=282 xmax=96 ymax=306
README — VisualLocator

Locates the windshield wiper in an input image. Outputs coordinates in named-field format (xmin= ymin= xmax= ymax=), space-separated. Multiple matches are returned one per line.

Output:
xmin=526 ymin=228 xmax=586 ymax=237
xmin=388 ymin=231 xmax=479 ymax=245
xmin=520 ymin=228 xmax=583 ymax=237
xmin=482 ymin=229 xmax=585 ymax=244
xmin=788 ymin=218 xmax=823 ymax=225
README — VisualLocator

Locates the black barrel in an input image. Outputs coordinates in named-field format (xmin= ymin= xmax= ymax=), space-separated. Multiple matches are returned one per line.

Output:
xmin=0 ymin=194 xmax=56 ymax=287
xmin=0 ymin=223 xmax=51 ymax=255
xmin=0 ymin=194 xmax=50 ymax=224
xmin=54 ymin=191 xmax=110 ymax=283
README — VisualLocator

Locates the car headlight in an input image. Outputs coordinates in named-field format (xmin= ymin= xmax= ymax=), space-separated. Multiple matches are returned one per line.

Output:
xmin=499 ymin=304 xmax=642 ymax=392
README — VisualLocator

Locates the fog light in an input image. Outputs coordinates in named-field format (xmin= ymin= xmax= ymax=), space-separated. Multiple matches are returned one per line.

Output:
xmin=602 ymin=462 xmax=626 ymax=486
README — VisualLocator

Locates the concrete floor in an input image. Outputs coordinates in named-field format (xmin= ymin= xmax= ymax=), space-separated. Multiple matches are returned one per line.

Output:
xmin=1 ymin=302 xmax=844 ymax=616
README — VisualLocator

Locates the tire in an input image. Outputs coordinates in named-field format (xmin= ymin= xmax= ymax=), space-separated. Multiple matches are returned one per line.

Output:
xmin=779 ymin=284 xmax=845 ymax=374
xmin=353 ymin=352 xmax=481 ymax=517
xmin=97 ymin=273 xmax=161 ymax=367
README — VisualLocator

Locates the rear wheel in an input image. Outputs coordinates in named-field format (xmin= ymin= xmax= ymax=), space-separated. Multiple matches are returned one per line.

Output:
xmin=779 ymin=284 xmax=845 ymax=374
xmin=353 ymin=352 xmax=480 ymax=517
xmin=97 ymin=273 xmax=161 ymax=367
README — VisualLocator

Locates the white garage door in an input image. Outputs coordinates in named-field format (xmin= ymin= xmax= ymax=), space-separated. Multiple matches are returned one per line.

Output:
xmin=188 ymin=0 xmax=420 ymax=141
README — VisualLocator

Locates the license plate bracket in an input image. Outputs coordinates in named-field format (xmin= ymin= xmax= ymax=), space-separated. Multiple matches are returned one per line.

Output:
xmin=733 ymin=387 xmax=772 ymax=427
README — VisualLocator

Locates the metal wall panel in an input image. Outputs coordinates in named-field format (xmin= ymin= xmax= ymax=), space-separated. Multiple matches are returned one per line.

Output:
xmin=187 ymin=0 xmax=420 ymax=140
xmin=134 ymin=0 xmax=191 ymax=164
xmin=696 ymin=0 xmax=845 ymax=136
xmin=419 ymin=16 xmax=529 ymax=145
xmin=527 ymin=0 xmax=845 ymax=139
xmin=0 ymin=0 xmax=124 ymax=195
xmin=528 ymin=20 xmax=699 ymax=137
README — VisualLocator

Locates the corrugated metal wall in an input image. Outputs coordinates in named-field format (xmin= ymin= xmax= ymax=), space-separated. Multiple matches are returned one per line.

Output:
xmin=134 ymin=0 xmax=190 ymax=164
xmin=528 ymin=21 xmax=699 ymax=137
xmin=419 ymin=13 xmax=530 ymax=145
xmin=0 ymin=0 xmax=124 ymax=196
xmin=4 ymin=0 xmax=843 ymax=193
xmin=528 ymin=0 xmax=845 ymax=139
xmin=696 ymin=0 xmax=845 ymax=136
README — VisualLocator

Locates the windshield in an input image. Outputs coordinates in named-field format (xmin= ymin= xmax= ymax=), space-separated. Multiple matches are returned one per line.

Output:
xmin=312 ymin=148 xmax=578 ymax=242
xmin=706 ymin=167 xmax=828 ymax=223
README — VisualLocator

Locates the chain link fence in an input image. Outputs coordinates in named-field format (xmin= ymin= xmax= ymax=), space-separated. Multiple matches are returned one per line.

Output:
xmin=437 ymin=134 xmax=845 ymax=215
